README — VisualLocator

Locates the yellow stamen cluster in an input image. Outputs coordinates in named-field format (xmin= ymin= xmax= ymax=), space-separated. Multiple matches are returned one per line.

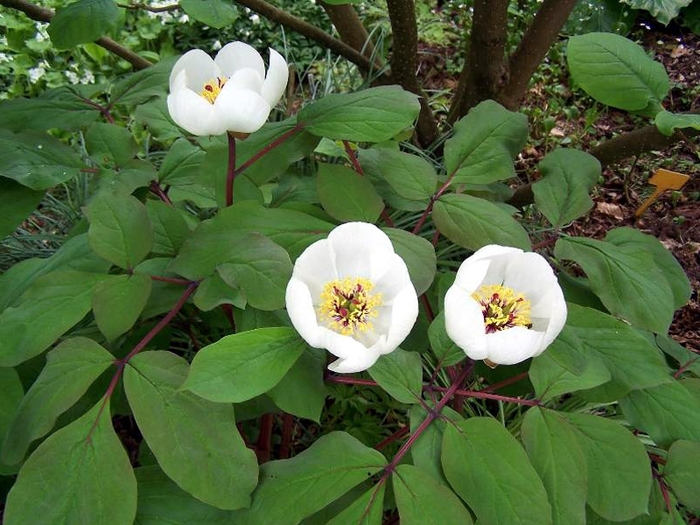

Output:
xmin=200 ymin=77 xmax=227 ymax=104
xmin=472 ymin=284 xmax=532 ymax=333
xmin=319 ymin=278 xmax=382 ymax=336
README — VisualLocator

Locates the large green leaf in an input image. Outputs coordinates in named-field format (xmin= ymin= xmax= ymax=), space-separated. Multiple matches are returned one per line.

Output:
xmin=620 ymin=0 xmax=692 ymax=24
xmin=367 ymin=348 xmax=423 ymax=404
xmin=134 ymin=96 xmax=182 ymax=140
xmin=47 ymin=0 xmax=120 ymax=49
xmin=446 ymin=100 xmax=528 ymax=184
xmin=85 ymin=122 xmax=137 ymax=168
xmin=655 ymin=110 xmax=700 ymax=136
xmin=442 ymin=417 xmax=552 ymax=525
xmin=532 ymin=149 xmax=601 ymax=227
xmin=383 ymin=228 xmax=436 ymax=296
xmin=359 ymin=148 xmax=437 ymax=210
xmin=0 ymin=87 xmax=100 ymax=132
xmin=298 ymin=86 xmax=421 ymax=142
xmin=1 ymin=337 xmax=113 ymax=466
xmin=394 ymin=464 xmax=474 ymax=525
xmin=536 ymin=304 xmax=671 ymax=401
xmin=0 ymin=271 xmax=108 ymax=367
xmin=619 ymin=380 xmax=700 ymax=448
xmin=428 ymin=312 xmax=466 ymax=367
xmin=316 ymin=163 xmax=384 ymax=223
xmin=146 ymin=200 xmax=193 ymax=257
xmin=111 ymin=57 xmax=176 ymax=107
xmin=555 ymin=234 xmax=676 ymax=333
xmin=3 ymin=399 xmax=137 ymax=525
xmin=521 ymin=408 xmax=587 ymax=525
xmin=92 ymin=273 xmax=152 ymax=341
xmin=0 ymin=368 xmax=23 ymax=474
xmin=182 ymin=327 xmax=307 ymax=403
xmin=0 ymin=129 xmax=85 ymax=190
xmin=325 ymin=485 xmax=385 ymax=525
xmin=229 ymin=432 xmax=387 ymax=524
xmin=0 ymin=178 xmax=44 ymax=240
xmin=663 ymin=440 xmax=700 ymax=511
xmin=433 ymin=193 xmax=531 ymax=251
xmin=409 ymin=404 xmax=463 ymax=485
xmin=563 ymin=412 xmax=651 ymax=522
xmin=86 ymin=192 xmax=154 ymax=270
xmin=125 ymin=351 xmax=257 ymax=510
xmin=267 ymin=349 xmax=327 ymax=422
xmin=567 ymin=32 xmax=669 ymax=112
xmin=135 ymin=466 xmax=233 ymax=525
xmin=180 ymin=0 xmax=238 ymax=28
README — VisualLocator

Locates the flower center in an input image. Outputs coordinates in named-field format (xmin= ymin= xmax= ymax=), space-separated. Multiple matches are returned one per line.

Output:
xmin=200 ymin=77 xmax=227 ymax=104
xmin=472 ymin=284 xmax=532 ymax=333
xmin=319 ymin=278 xmax=382 ymax=336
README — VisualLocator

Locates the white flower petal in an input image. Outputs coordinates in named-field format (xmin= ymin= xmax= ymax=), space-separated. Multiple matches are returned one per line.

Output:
xmin=381 ymin=284 xmax=419 ymax=353
xmin=167 ymin=89 xmax=226 ymax=136
xmin=285 ymin=277 xmax=324 ymax=348
xmin=453 ymin=258 xmax=490 ymax=294
xmin=444 ymin=287 xmax=488 ymax=359
xmin=215 ymin=87 xmax=271 ymax=134
xmin=373 ymin=253 xmax=413 ymax=300
xmin=215 ymin=41 xmax=265 ymax=80
xmin=502 ymin=252 xmax=559 ymax=298
xmin=170 ymin=49 xmax=218 ymax=92
xmin=261 ymin=47 xmax=288 ymax=107
xmin=290 ymin=238 xmax=338 ymax=302
xmin=541 ymin=288 xmax=567 ymax=349
xmin=319 ymin=327 xmax=372 ymax=360
xmin=329 ymin=223 xmax=394 ymax=278
xmin=224 ymin=67 xmax=264 ymax=92
xmin=328 ymin=353 xmax=380 ymax=373
xmin=484 ymin=327 xmax=545 ymax=365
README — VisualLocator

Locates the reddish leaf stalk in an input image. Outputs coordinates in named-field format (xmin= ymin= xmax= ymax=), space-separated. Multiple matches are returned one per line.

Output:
xmin=326 ymin=375 xmax=378 ymax=387
xmin=233 ymin=124 xmax=304 ymax=177
xmin=480 ymin=371 xmax=529 ymax=393
xmin=412 ymin=171 xmax=456 ymax=235
xmin=674 ymin=357 xmax=698 ymax=378
xmin=279 ymin=413 xmax=295 ymax=459
xmin=150 ymin=275 xmax=194 ymax=286
xmin=149 ymin=181 xmax=173 ymax=206
xmin=420 ymin=294 xmax=434 ymax=322
xmin=374 ymin=426 xmax=410 ymax=451
xmin=427 ymin=385 xmax=540 ymax=406
xmin=256 ymin=413 xmax=275 ymax=463
xmin=225 ymin=132 xmax=237 ymax=207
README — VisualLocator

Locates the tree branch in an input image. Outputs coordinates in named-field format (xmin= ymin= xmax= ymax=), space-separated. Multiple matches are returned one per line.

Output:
xmin=448 ymin=0 xmax=509 ymax=122
xmin=319 ymin=1 xmax=382 ymax=68
xmin=234 ymin=0 xmax=387 ymax=80
xmin=507 ymin=124 xmax=700 ymax=208
xmin=385 ymin=0 xmax=438 ymax=147
xmin=497 ymin=0 xmax=577 ymax=110
xmin=0 ymin=0 xmax=153 ymax=70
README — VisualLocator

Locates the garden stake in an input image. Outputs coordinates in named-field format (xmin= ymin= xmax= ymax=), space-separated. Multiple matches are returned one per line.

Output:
xmin=635 ymin=168 xmax=689 ymax=217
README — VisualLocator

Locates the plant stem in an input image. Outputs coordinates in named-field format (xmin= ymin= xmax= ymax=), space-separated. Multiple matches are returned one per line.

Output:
xmin=427 ymin=385 xmax=540 ymax=406
xmin=256 ymin=413 xmax=275 ymax=463
xmin=150 ymin=274 xmax=194 ymax=285
xmin=279 ymin=413 xmax=295 ymax=459
xmin=375 ymin=426 xmax=409 ymax=451
xmin=149 ymin=181 xmax=173 ymax=206
xmin=480 ymin=371 xmax=529 ymax=392
xmin=225 ymin=132 xmax=237 ymax=207
xmin=233 ymin=124 xmax=304 ymax=177
xmin=412 ymin=172 xmax=455 ymax=234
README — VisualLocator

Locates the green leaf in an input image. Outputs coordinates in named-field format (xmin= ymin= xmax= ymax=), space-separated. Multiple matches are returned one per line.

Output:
xmin=111 ymin=57 xmax=176 ymax=107
xmin=619 ymin=0 xmax=692 ymax=24
xmin=664 ymin=440 xmax=700 ymax=511
xmin=193 ymin=273 xmax=245 ymax=311
xmin=383 ymin=228 xmax=436 ymax=296
xmin=656 ymin=333 xmax=700 ymax=377
xmin=359 ymin=148 xmax=437 ymax=209
xmin=394 ymin=464 xmax=474 ymax=525
xmin=619 ymin=380 xmax=700 ymax=448
xmin=605 ymin=227 xmax=691 ymax=310
xmin=367 ymin=348 xmax=423 ymax=404
xmin=94 ymin=162 xmax=156 ymax=196
xmin=86 ymin=192 xmax=154 ymax=269
xmin=0 ymin=178 xmax=44 ymax=240
xmin=326 ymin=484 xmax=385 ymax=525
xmin=180 ymin=0 xmax=238 ymax=28
xmin=0 ymin=271 xmax=108 ymax=367
xmin=540 ymin=304 xmax=671 ymax=401
xmin=563 ymin=412 xmax=652 ymax=521
xmin=521 ymin=408 xmax=587 ymax=525
xmin=316 ymin=163 xmax=384 ymax=222
xmin=47 ymin=0 xmax=120 ymax=49
xmin=442 ymin=417 xmax=552 ymax=525
xmin=3 ymin=399 xmax=137 ymax=525
xmin=532 ymin=149 xmax=601 ymax=227
xmin=0 ymin=87 xmax=100 ymax=132
xmin=433 ymin=193 xmax=531 ymax=251
xmin=146 ymin=200 xmax=193 ymax=257
xmin=1 ymin=337 xmax=113 ymax=466
xmin=268 ymin=349 xmax=327 ymax=422
xmin=428 ymin=312 xmax=466 ymax=367
xmin=567 ymin=32 xmax=669 ymax=111
xmin=0 ymin=129 xmax=85 ymax=190
xmin=230 ymin=432 xmax=386 ymax=524
xmin=409 ymin=403 xmax=463 ymax=485
xmin=0 ymin=368 xmax=23 ymax=473
xmin=134 ymin=97 xmax=182 ymax=140
xmin=555 ymin=235 xmax=676 ymax=333
xmin=158 ymin=138 xmax=206 ymax=183
xmin=298 ymin=86 xmax=421 ymax=142
xmin=135 ymin=466 xmax=233 ymax=525
xmin=85 ymin=122 xmax=137 ymax=168
xmin=125 ymin=351 xmax=258 ymax=510
xmin=182 ymin=327 xmax=307 ymax=403
xmin=654 ymin=110 xmax=700 ymax=136
xmin=446 ymin=100 xmax=529 ymax=184
xmin=92 ymin=273 xmax=152 ymax=341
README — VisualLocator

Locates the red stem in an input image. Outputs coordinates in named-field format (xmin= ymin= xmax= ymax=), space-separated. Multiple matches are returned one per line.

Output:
xmin=279 ymin=413 xmax=294 ymax=459
xmin=343 ymin=140 xmax=364 ymax=174
xmin=428 ymin=385 xmax=540 ymax=406
xmin=412 ymin=173 xmax=455 ymax=235
xmin=420 ymin=294 xmax=434 ymax=322
xmin=375 ymin=426 xmax=410 ymax=451
xmin=256 ymin=413 xmax=275 ymax=464
xmin=149 ymin=181 xmax=173 ymax=206
xmin=480 ymin=371 xmax=529 ymax=393
xmin=326 ymin=375 xmax=378 ymax=387
xmin=225 ymin=132 xmax=237 ymax=207
xmin=150 ymin=275 xmax=194 ymax=285
xmin=674 ymin=357 xmax=698 ymax=378
xmin=234 ymin=124 xmax=304 ymax=177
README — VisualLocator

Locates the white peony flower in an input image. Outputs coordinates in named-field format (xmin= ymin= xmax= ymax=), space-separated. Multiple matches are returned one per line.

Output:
xmin=285 ymin=222 xmax=419 ymax=373
xmin=167 ymin=41 xmax=288 ymax=137
xmin=444 ymin=245 xmax=567 ymax=366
